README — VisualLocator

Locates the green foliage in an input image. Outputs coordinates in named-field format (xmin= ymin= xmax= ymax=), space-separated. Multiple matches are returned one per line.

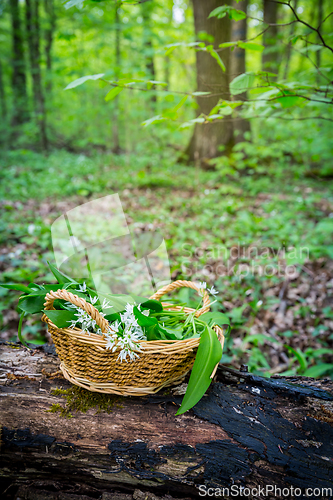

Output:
xmin=208 ymin=6 xmax=246 ymax=22
xmin=176 ymin=324 xmax=222 ymax=415
xmin=0 ymin=0 xmax=333 ymax=384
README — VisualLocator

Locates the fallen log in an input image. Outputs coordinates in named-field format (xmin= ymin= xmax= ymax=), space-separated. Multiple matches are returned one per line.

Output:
xmin=1 ymin=342 xmax=333 ymax=499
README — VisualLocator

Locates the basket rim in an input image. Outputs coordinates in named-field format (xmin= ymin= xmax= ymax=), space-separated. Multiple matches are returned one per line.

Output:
xmin=43 ymin=281 xmax=224 ymax=353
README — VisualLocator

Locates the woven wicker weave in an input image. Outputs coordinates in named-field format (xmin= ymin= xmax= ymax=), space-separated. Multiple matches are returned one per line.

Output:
xmin=42 ymin=280 xmax=224 ymax=395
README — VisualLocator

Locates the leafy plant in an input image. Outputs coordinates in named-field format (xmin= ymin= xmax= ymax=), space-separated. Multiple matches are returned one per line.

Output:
xmin=0 ymin=263 xmax=230 ymax=414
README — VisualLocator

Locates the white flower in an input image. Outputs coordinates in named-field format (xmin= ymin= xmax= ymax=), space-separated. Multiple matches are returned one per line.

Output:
xmin=208 ymin=285 xmax=218 ymax=296
xmin=65 ymin=302 xmax=77 ymax=309
xmin=67 ymin=305 xmax=102 ymax=336
xmin=125 ymin=303 xmax=134 ymax=314
xmin=78 ymin=282 xmax=87 ymax=292
xmin=113 ymin=320 xmax=121 ymax=332
xmin=89 ymin=295 xmax=98 ymax=305
xmin=198 ymin=281 xmax=207 ymax=297
xmin=68 ymin=300 xmax=147 ymax=362
xmin=101 ymin=298 xmax=112 ymax=309
xmin=105 ymin=330 xmax=118 ymax=352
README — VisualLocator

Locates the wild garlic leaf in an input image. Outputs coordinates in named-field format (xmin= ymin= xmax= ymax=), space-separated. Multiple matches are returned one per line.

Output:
xmin=42 ymin=309 xmax=77 ymax=329
xmin=176 ymin=325 xmax=222 ymax=415
xmin=48 ymin=262 xmax=77 ymax=284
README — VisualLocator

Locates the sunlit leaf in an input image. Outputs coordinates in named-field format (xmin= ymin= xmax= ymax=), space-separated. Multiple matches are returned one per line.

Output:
xmin=142 ymin=115 xmax=167 ymax=127
xmin=230 ymin=72 xmax=255 ymax=95
xmin=64 ymin=73 xmax=104 ymax=90
xmin=192 ymin=91 xmax=211 ymax=96
xmin=105 ymin=86 xmax=123 ymax=102
xmin=238 ymin=42 xmax=264 ymax=52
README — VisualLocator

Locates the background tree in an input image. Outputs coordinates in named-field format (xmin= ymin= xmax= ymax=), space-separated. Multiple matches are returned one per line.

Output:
xmin=9 ymin=0 xmax=29 ymax=126
xmin=44 ymin=0 xmax=56 ymax=95
xmin=141 ymin=0 xmax=156 ymax=104
xmin=0 ymin=59 xmax=7 ymax=122
xmin=26 ymin=0 xmax=48 ymax=150
xmin=262 ymin=0 xmax=279 ymax=75
xmin=230 ymin=0 xmax=250 ymax=143
xmin=112 ymin=3 xmax=121 ymax=154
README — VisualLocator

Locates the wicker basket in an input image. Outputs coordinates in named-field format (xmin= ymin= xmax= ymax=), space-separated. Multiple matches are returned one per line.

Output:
xmin=42 ymin=280 xmax=224 ymax=395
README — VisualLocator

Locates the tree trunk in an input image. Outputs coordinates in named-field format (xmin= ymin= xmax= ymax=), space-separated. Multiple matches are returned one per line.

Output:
xmin=185 ymin=0 xmax=234 ymax=162
xmin=141 ymin=0 xmax=156 ymax=104
xmin=26 ymin=0 xmax=48 ymax=150
xmin=1 ymin=343 xmax=333 ymax=499
xmin=230 ymin=0 xmax=250 ymax=143
xmin=262 ymin=0 xmax=279 ymax=77
xmin=316 ymin=0 xmax=324 ymax=71
xmin=0 ymin=59 xmax=7 ymax=121
xmin=113 ymin=5 xmax=121 ymax=155
xmin=44 ymin=0 xmax=56 ymax=95
xmin=9 ymin=0 xmax=29 ymax=125
xmin=283 ymin=0 xmax=298 ymax=80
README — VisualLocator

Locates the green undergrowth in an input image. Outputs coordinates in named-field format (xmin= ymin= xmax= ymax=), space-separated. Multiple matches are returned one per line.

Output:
xmin=1 ymin=149 xmax=333 ymax=378
xmin=47 ymin=386 xmax=123 ymax=418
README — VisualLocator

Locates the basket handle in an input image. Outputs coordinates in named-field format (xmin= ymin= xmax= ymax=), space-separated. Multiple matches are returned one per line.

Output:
xmin=43 ymin=289 xmax=110 ymax=333
xmin=149 ymin=280 xmax=211 ymax=317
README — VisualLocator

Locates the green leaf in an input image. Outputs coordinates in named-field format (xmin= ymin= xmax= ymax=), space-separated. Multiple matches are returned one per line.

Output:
xmin=142 ymin=115 xmax=166 ymax=127
xmin=229 ymin=9 xmax=246 ymax=21
xmin=43 ymin=309 xmax=77 ymax=329
xmin=208 ymin=6 xmax=246 ymax=21
xmin=274 ymin=92 xmax=305 ymax=108
xmin=192 ymin=91 xmax=211 ymax=96
xmin=303 ymin=364 xmax=333 ymax=378
xmin=19 ymin=294 xmax=48 ymax=314
xmin=208 ymin=6 xmax=228 ymax=19
xmin=48 ymin=262 xmax=77 ymax=284
xmin=176 ymin=325 xmax=222 ymax=415
xmin=191 ymin=117 xmax=205 ymax=124
xmin=133 ymin=306 xmax=160 ymax=339
xmin=105 ymin=312 xmax=121 ymax=323
xmin=171 ymin=95 xmax=188 ymax=112
xmin=164 ymin=43 xmax=181 ymax=56
xmin=0 ymin=283 xmax=33 ymax=293
xmin=238 ymin=42 xmax=264 ymax=52
xmin=18 ymin=311 xmax=29 ymax=347
xmin=285 ymin=345 xmax=308 ymax=372
xmin=219 ymin=42 xmax=238 ymax=49
xmin=206 ymin=47 xmax=226 ymax=71
xmin=64 ymin=0 xmax=84 ymax=10
xmin=230 ymin=72 xmax=255 ymax=95
xmin=199 ymin=311 xmax=230 ymax=332
xmin=18 ymin=286 xmax=86 ymax=314
xmin=64 ymin=73 xmax=104 ymax=90
xmin=105 ymin=86 xmax=123 ymax=102
xmin=140 ymin=299 xmax=163 ymax=313
xmin=291 ymin=35 xmax=301 ymax=45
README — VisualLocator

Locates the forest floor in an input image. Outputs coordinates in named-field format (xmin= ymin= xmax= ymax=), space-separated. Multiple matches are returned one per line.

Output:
xmin=1 ymin=149 xmax=333 ymax=378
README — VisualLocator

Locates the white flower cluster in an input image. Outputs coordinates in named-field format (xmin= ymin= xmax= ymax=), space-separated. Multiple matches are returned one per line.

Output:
xmin=67 ymin=305 xmax=104 ymax=336
xmin=67 ymin=294 xmax=149 ymax=363
xmin=104 ymin=303 xmax=148 ymax=362
xmin=198 ymin=281 xmax=219 ymax=297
